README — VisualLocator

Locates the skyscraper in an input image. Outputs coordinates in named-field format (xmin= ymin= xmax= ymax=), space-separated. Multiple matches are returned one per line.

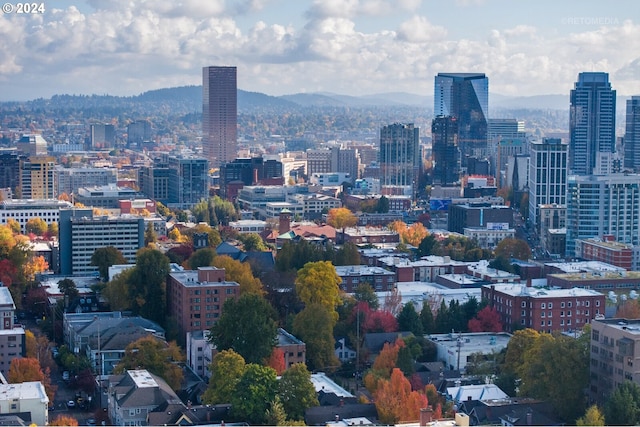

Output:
xmin=379 ymin=123 xmax=420 ymax=197
xmin=569 ymin=72 xmax=616 ymax=176
xmin=624 ymin=96 xmax=640 ymax=171
xmin=431 ymin=115 xmax=460 ymax=185
xmin=434 ymin=73 xmax=489 ymax=160
xmin=203 ymin=66 xmax=237 ymax=168
xmin=528 ymin=138 xmax=568 ymax=229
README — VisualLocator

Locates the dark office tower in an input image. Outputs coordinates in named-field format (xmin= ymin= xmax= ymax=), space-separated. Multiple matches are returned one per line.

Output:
xmin=434 ymin=73 xmax=488 ymax=160
xmin=431 ymin=116 xmax=460 ymax=185
xmin=90 ymin=124 xmax=116 ymax=149
xmin=379 ymin=123 xmax=420 ymax=197
xmin=569 ymin=72 xmax=616 ymax=176
xmin=203 ymin=66 xmax=237 ymax=168
xmin=0 ymin=150 xmax=22 ymax=195
xmin=127 ymin=120 xmax=152 ymax=147
xmin=624 ymin=96 xmax=640 ymax=171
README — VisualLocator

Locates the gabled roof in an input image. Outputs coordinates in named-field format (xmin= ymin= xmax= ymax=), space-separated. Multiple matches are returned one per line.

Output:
xmin=111 ymin=370 xmax=180 ymax=409
xmin=447 ymin=383 xmax=509 ymax=403
xmin=362 ymin=332 xmax=413 ymax=354
xmin=215 ymin=242 xmax=242 ymax=257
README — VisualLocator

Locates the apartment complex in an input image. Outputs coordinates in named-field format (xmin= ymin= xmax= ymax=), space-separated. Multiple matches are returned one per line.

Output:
xmin=0 ymin=199 xmax=72 ymax=232
xmin=0 ymin=287 xmax=26 ymax=378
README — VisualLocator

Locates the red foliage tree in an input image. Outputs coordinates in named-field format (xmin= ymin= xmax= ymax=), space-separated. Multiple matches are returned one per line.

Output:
xmin=468 ymin=306 xmax=503 ymax=332
xmin=363 ymin=310 xmax=398 ymax=333
xmin=0 ymin=259 xmax=17 ymax=287
xmin=266 ymin=347 xmax=286 ymax=375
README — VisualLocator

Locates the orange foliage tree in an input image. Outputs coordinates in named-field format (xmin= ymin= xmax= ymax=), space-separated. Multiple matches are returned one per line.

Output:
xmin=22 ymin=255 xmax=49 ymax=282
xmin=8 ymin=357 xmax=56 ymax=402
xmin=388 ymin=221 xmax=429 ymax=247
xmin=616 ymin=299 xmax=640 ymax=318
xmin=364 ymin=339 xmax=403 ymax=393
xmin=374 ymin=368 xmax=429 ymax=424
xmin=266 ymin=347 xmax=286 ymax=375
xmin=50 ymin=415 xmax=79 ymax=426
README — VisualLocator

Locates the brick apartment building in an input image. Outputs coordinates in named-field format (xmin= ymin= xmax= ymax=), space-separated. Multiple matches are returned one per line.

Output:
xmin=575 ymin=236 xmax=636 ymax=270
xmin=546 ymin=271 xmax=640 ymax=292
xmin=334 ymin=265 xmax=396 ymax=292
xmin=483 ymin=283 xmax=605 ymax=333
xmin=166 ymin=267 xmax=240 ymax=340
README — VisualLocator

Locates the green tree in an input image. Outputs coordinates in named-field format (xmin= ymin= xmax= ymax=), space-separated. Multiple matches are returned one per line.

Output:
xmin=103 ymin=268 xmax=133 ymax=311
xmin=335 ymin=241 xmax=361 ymax=266
xmin=502 ymin=328 xmax=540 ymax=376
xmin=397 ymin=303 xmax=423 ymax=335
xmin=25 ymin=217 xmax=48 ymax=235
xmin=209 ymin=293 xmax=278 ymax=364
xmin=293 ymin=303 xmax=340 ymax=371
xmin=278 ymin=363 xmax=319 ymax=421
xmin=265 ymin=397 xmax=288 ymax=426
xmin=188 ymin=248 xmax=217 ymax=269
xmin=114 ymin=336 xmax=185 ymax=390
xmin=202 ymin=350 xmax=246 ymax=404
xmin=90 ymin=246 xmax=128 ymax=281
xmin=231 ymin=364 xmax=278 ymax=425
xmin=604 ymin=381 xmax=640 ymax=426
xmin=57 ymin=278 xmax=78 ymax=304
xmin=353 ymin=282 xmax=379 ymax=311
xmin=144 ymin=222 xmax=157 ymax=246
xmin=212 ymin=255 xmax=264 ymax=295
xmin=129 ymin=248 xmax=170 ymax=325
xmin=192 ymin=199 xmax=210 ymax=224
xmin=210 ymin=196 xmax=239 ymax=226
xmin=420 ymin=303 xmax=436 ymax=334
xmin=577 ymin=405 xmax=605 ymax=426
xmin=376 ymin=196 xmax=390 ymax=213
xmin=239 ymin=233 xmax=269 ymax=251
xmin=295 ymin=261 xmax=342 ymax=323
xmin=417 ymin=234 xmax=440 ymax=257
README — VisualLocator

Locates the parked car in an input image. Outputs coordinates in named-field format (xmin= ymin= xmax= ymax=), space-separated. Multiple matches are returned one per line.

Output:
xmin=62 ymin=371 xmax=70 ymax=381
xmin=86 ymin=418 xmax=96 ymax=426
xmin=67 ymin=400 xmax=75 ymax=408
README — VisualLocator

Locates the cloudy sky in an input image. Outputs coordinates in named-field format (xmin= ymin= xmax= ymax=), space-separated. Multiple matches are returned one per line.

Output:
xmin=1 ymin=0 xmax=639 ymax=101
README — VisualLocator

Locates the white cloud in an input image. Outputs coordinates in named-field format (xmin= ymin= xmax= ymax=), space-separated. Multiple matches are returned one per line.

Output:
xmin=396 ymin=16 xmax=447 ymax=43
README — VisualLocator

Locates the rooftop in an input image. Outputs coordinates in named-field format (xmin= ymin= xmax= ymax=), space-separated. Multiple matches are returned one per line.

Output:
xmin=487 ymin=284 xmax=604 ymax=299
xmin=169 ymin=270 xmax=240 ymax=288
xmin=594 ymin=318 xmax=640 ymax=334
xmin=310 ymin=373 xmax=354 ymax=398
xmin=129 ymin=369 xmax=160 ymax=388
xmin=0 ymin=382 xmax=48 ymax=403
xmin=428 ymin=332 xmax=512 ymax=355
xmin=335 ymin=265 xmax=395 ymax=277
xmin=0 ymin=286 xmax=15 ymax=308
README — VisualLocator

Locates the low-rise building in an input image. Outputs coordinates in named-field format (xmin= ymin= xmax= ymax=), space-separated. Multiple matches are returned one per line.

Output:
xmin=0 ymin=199 xmax=72 ymax=232
xmin=482 ymin=283 xmax=605 ymax=333
xmin=0 ymin=287 xmax=26 ymax=378
xmin=0 ymin=382 xmax=49 ymax=426
xmin=428 ymin=332 xmax=512 ymax=371
xmin=335 ymin=265 xmax=396 ymax=292
xmin=575 ymin=235 xmax=638 ymax=270
xmin=463 ymin=226 xmax=516 ymax=250
xmin=228 ymin=219 xmax=267 ymax=234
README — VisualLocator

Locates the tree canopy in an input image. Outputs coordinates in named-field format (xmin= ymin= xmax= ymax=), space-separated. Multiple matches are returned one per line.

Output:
xmin=202 ymin=349 xmax=246 ymax=405
xmin=90 ymin=246 xmax=128 ymax=281
xmin=209 ymin=293 xmax=278 ymax=364
xmin=128 ymin=248 xmax=170 ymax=325
xmin=231 ymin=364 xmax=278 ymax=425
xmin=295 ymin=261 xmax=342 ymax=323
xmin=278 ymin=363 xmax=319 ymax=421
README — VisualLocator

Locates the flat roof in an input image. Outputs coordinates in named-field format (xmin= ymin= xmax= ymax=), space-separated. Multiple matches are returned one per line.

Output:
xmin=429 ymin=332 xmax=512 ymax=354
xmin=169 ymin=270 xmax=240 ymax=288
xmin=310 ymin=373 xmax=353 ymax=398
xmin=128 ymin=370 xmax=159 ymax=388
xmin=594 ymin=318 xmax=640 ymax=334
xmin=0 ymin=382 xmax=48 ymax=402
xmin=335 ymin=265 xmax=395 ymax=276
xmin=487 ymin=283 xmax=603 ymax=298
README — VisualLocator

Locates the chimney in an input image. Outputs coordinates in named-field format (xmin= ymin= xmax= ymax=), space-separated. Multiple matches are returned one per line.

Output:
xmin=526 ymin=278 xmax=532 ymax=287
xmin=419 ymin=406 xmax=434 ymax=426
xmin=526 ymin=410 xmax=533 ymax=426
xmin=279 ymin=209 xmax=291 ymax=233
xmin=335 ymin=414 xmax=340 ymax=422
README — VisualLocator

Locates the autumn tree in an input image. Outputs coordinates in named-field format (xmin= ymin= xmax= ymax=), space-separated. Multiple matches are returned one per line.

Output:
xmin=239 ymin=233 xmax=269 ymax=252
xmin=114 ymin=336 xmax=185 ymax=390
xmin=494 ymin=237 xmax=531 ymax=261
xmin=8 ymin=357 xmax=56 ymax=402
xmin=293 ymin=303 xmax=340 ymax=372
xmin=212 ymin=255 xmax=264 ymax=295
xmin=327 ymin=207 xmax=357 ymax=243
xmin=231 ymin=364 xmax=278 ymax=425
xmin=295 ymin=261 xmax=342 ymax=322
xmin=353 ymin=282 xmax=379 ymax=310
xmin=278 ymin=363 xmax=319 ymax=421
xmin=50 ymin=415 xmax=79 ymax=426
xmin=404 ymin=223 xmax=429 ymax=247
xmin=25 ymin=217 xmax=48 ymax=235
xmin=202 ymin=349 xmax=246 ymax=404
xmin=128 ymin=248 xmax=170 ymax=325
xmin=468 ymin=306 xmax=503 ymax=332
xmin=577 ymin=404 xmax=605 ymax=426
xmin=6 ymin=218 xmax=21 ymax=234
xmin=23 ymin=255 xmax=48 ymax=282
xmin=374 ymin=368 xmax=429 ymax=424
xmin=266 ymin=347 xmax=286 ymax=376
xmin=616 ymin=299 xmax=640 ymax=318
xmin=209 ymin=293 xmax=278 ymax=364
xmin=364 ymin=339 xmax=403 ymax=392
xmin=144 ymin=222 xmax=157 ymax=246
xmin=90 ymin=246 xmax=128 ymax=281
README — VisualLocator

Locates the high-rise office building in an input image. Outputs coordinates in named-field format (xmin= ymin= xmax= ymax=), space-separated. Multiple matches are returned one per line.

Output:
xmin=203 ymin=66 xmax=237 ymax=167
xmin=0 ymin=150 xmax=23 ymax=195
xmin=528 ymin=138 xmax=568 ymax=229
xmin=569 ymin=72 xmax=616 ymax=176
xmin=434 ymin=73 xmax=489 ymax=160
xmin=566 ymin=174 xmax=640 ymax=257
xmin=19 ymin=156 xmax=56 ymax=199
xmin=127 ymin=120 xmax=152 ymax=147
xmin=624 ymin=96 xmax=640 ymax=171
xmin=167 ymin=155 xmax=209 ymax=209
xmin=431 ymin=116 xmax=460 ymax=185
xmin=379 ymin=123 xmax=420 ymax=197
xmin=90 ymin=124 xmax=116 ymax=149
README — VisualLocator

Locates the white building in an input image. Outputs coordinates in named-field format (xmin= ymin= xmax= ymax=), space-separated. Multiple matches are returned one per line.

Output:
xmin=0 ymin=382 xmax=49 ymax=426
xmin=428 ymin=332 xmax=512 ymax=371
xmin=310 ymin=172 xmax=351 ymax=187
xmin=463 ymin=226 xmax=516 ymax=250
xmin=528 ymin=138 xmax=567 ymax=228
xmin=186 ymin=330 xmax=215 ymax=380
xmin=0 ymin=199 xmax=72 ymax=232
xmin=229 ymin=219 xmax=267 ymax=234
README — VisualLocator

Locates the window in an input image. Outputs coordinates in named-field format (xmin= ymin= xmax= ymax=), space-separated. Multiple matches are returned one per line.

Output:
xmin=521 ymin=310 xmax=526 ymax=316
xmin=541 ymin=303 xmax=546 ymax=309
xmin=548 ymin=302 xmax=553 ymax=309
xmin=561 ymin=302 xmax=565 ymax=308
xmin=521 ymin=301 xmax=526 ymax=307
xmin=596 ymin=300 xmax=600 ymax=307
xmin=548 ymin=320 xmax=552 ymax=326
xmin=541 ymin=312 xmax=545 ymax=318
xmin=586 ymin=300 xmax=590 ymax=307
xmin=568 ymin=302 xmax=572 ymax=308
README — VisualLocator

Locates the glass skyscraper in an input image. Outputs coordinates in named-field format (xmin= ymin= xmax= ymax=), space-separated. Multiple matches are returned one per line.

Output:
xmin=434 ymin=73 xmax=489 ymax=159
xmin=203 ymin=66 xmax=237 ymax=168
xmin=569 ymin=72 xmax=616 ymax=176
xmin=379 ymin=123 xmax=420 ymax=197
xmin=624 ymin=96 xmax=640 ymax=171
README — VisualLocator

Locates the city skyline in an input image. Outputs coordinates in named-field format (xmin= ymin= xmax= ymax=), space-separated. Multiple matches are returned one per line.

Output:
xmin=0 ymin=0 xmax=639 ymax=101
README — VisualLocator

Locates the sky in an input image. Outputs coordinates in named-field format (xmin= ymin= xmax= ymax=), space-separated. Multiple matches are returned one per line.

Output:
xmin=1 ymin=0 xmax=639 ymax=101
